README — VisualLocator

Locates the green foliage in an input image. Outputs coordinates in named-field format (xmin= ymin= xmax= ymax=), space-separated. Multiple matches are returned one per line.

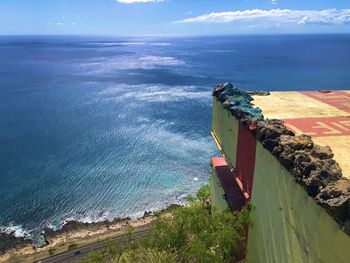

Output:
xmin=187 ymin=184 xmax=210 ymax=207
xmin=68 ymin=243 xmax=79 ymax=251
xmin=83 ymin=250 xmax=105 ymax=263
xmin=119 ymin=248 xmax=178 ymax=263
xmin=150 ymin=204 xmax=249 ymax=262
xmin=196 ymin=184 xmax=210 ymax=206
xmin=82 ymin=184 xmax=250 ymax=263
xmin=48 ymin=247 xmax=56 ymax=255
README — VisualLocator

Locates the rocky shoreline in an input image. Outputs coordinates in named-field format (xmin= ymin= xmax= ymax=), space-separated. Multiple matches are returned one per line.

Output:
xmin=0 ymin=232 xmax=32 ymax=256
xmin=0 ymin=204 xmax=181 ymax=258
xmin=0 ymin=216 xmax=133 ymax=257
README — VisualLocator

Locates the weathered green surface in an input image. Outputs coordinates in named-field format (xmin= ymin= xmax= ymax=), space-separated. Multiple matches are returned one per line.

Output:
xmin=210 ymin=167 xmax=229 ymax=215
xmin=212 ymin=97 xmax=239 ymax=168
xmin=246 ymin=142 xmax=350 ymax=263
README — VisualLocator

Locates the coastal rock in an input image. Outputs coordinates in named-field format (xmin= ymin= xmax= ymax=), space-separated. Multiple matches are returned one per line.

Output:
xmin=261 ymin=138 xmax=279 ymax=152
xmin=256 ymin=120 xmax=294 ymax=143
xmin=44 ymin=217 xmax=132 ymax=240
xmin=310 ymin=145 xmax=334 ymax=159
xmin=0 ymin=232 xmax=31 ymax=255
xmin=112 ymin=216 xmax=131 ymax=224
xmin=213 ymin=83 xmax=264 ymax=122
xmin=279 ymin=134 xmax=313 ymax=151
xmin=316 ymin=179 xmax=350 ymax=223
xmin=212 ymin=84 xmax=225 ymax=97
xmin=142 ymin=211 xmax=152 ymax=218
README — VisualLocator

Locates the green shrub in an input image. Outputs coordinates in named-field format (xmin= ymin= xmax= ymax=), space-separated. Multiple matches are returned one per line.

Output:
xmin=82 ymin=184 xmax=249 ymax=263
xmin=48 ymin=247 xmax=56 ymax=255
xmin=68 ymin=243 xmax=78 ymax=251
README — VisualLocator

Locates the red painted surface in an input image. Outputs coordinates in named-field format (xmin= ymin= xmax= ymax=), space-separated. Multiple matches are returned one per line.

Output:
xmin=211 ymin=157 xmax=248 ymax=211
xmin=211 ymin=157 xmax=229 ymax=167
xmin=284 ymin=116 xmax=350 ymax=137
xmin=301 ymin=90 xmax=350 ymax=113
xmin=235 ymin=123 xmax=257 ymax=196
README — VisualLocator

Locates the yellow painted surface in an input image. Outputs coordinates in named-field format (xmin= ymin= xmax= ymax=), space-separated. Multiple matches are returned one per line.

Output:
xmin=246 ymin=143 xmax=350 ymax=263
xmin=212 ymin=97 xmax=239 ymax=168
xmin=253 ymin=91 xmax=350 ymax=179
xmin=313 ymin=136 xmax=350 ymax=179
xmin=252 ymin=92 xmax=349 ymax=119
xmin=210 ymin=167 xmax=229 ymax=215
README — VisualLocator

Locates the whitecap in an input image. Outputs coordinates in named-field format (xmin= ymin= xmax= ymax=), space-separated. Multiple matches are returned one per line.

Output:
xmin=0 ymin=224 xmax=30 ymax=238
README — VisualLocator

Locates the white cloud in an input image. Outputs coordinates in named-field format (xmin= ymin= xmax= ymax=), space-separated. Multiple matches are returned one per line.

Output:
xmin=57 ymin=22 xmax=63 ymax=26
xmin=175 ymin=8 xmax=350 ymax=26
xmin=117 ymin=0 xmax=163 ymax=3
xmin=271 ymin=0 xmax=277 ymax=5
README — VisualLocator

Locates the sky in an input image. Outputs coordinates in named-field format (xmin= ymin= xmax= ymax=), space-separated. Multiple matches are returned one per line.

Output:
xmin=0 ymin=0 xmax=349 ymax=35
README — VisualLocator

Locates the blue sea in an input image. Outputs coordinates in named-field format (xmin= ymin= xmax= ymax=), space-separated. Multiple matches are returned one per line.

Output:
xmin=1 ymin=34 xmax=350 ymax=238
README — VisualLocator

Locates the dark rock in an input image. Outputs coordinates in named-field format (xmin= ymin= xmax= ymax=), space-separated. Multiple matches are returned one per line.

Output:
xmin=248 ymin=91 xmax=271 ymax=96
xmin=142 ymin=211 xmax=152 ymax=218
xmin=316 ymin=179 xmax=350 ymax=222
xmin=256 ymin=120 xmax=294 ymax=143
xmin=272 ymin=145 xmax=283 ymax=157
xmin=278 ymin=147 xmax=295 ymax=170
xmin=112 ymin=216 xmax=131 ymax=224
xmin=300 ymin=162 xmax=317 ymax=177
xmin=294 ymin=153 xmax=311 ymax=166
xmin=213 ymin=83 xmax=264 ymax=122
xmin=310 ymin=145 xmax=334 ymax=159
xmin=212 ymin=84 xmax=225 ymax=97
xmin=279 ymin=135 xmax=313 ymax=151
xmin=343 ymin=220 xmax=350 ymax=235
xmin=0 ymin=232 xmax=32 ymax=255
xmin=262 ymin=138 xmax=278 ymax=152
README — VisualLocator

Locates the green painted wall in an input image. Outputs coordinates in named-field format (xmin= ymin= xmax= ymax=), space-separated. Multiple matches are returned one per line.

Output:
xmin=246 ymin=143 xmax=350 ymax=263
xmin=212 ymin=97 xmax=239 ymax=168
xmin=210 ymin=167 xmax=229 ymax=215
